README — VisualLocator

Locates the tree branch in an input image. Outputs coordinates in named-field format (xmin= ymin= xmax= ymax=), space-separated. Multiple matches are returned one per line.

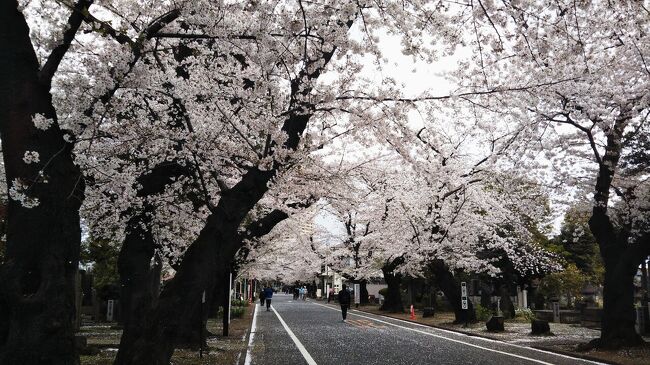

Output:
xmin=39 ymin=0 xmax=94 ymax=85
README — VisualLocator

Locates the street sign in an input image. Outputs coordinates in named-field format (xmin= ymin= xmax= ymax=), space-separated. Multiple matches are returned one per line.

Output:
xmin=461 ymin=282 xmax=468 ymax=309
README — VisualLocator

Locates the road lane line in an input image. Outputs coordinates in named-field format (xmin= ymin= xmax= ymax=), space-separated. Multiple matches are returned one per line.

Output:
xmin=271 ymin=305 xmax=318 ymax=365
xmin=312 ymin=302 xmax=602 ymax=365
xmin=244 ymin=304 xmax=259 ymax=365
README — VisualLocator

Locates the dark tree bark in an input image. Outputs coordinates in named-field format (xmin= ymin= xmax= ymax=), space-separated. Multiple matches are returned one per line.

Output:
xmin=380 ymin=260 xmax=404 ymax=313
xmin=0 ymin=1 xmax=88 ymax=364
xmin=479 ymin=282 xmax=493 ymax=309
xmin=113 ymin=161 xmax=197 ymax=364
xmin=117 ymin=168 xmax=283 ymax=364
xmin=586 ymin=110 xmax=648 ymax=349
xmin=360 ymin=281 xmax=369 ymax=305
xmin=497 ymin=283 xmax=515 ymax=319
xmin=429 ymin=260 xmax=477 ymax=324
xmin=343 ymin=278 xmax=369 ymax=305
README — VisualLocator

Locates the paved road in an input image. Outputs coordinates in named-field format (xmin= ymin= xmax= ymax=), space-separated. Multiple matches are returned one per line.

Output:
xmin=244 ymin=294 xmax=604 ymax=365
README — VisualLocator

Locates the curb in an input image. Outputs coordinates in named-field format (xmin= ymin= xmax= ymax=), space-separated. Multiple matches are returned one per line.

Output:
xmin=348 ymin=305 xmax=615 ymax=365
xmin=530 ymin=345 xmax=620 ymax=365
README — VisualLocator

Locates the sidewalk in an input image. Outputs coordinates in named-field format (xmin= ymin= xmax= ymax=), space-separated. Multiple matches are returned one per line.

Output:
xmin=348 ymin=304 xmax=650 ymax=365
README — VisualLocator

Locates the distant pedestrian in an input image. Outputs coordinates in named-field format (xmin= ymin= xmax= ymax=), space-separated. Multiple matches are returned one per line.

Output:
xmin=293 ymin=287 xmax=299 ymax=300
xmin=301 ymin=286 xmax=307 ymax=301
xmin=327 ymin=287 xmax=334 ymax=303
xmin=264 ymin=286 xmax=274 ymax=311
xmin=338 ymin=284 xmax=351 ymax=322
xmin=259 ymin=289 xmax=266 ymax=307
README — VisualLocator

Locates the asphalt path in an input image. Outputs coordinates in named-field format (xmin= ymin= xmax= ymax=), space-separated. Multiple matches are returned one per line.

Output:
xmin=245 ymin=294 xmax=604 ymax=365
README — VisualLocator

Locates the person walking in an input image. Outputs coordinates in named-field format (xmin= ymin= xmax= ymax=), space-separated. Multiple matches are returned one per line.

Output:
xmin=259 ymin=288 xmax=266 ymax=307
xmin=338 ymin=284 xmax=351 ymax=322
xmin=264 ymin=286 xmax=274 ymax=311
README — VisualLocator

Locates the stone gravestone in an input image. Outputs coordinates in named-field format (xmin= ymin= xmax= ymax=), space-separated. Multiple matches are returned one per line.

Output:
xmin=552 ymin=301 xmax=560 ymax=323
xmin=531 ymin=319 xmax=551 ymax=335
xmin=635 ymin=306 xmax=646 ymax=335
xmin=486 ymin=316 xmax=504 ymax=332
xmin=106 ymin=299 xmax=115 ymax=322
xmin=423 ymin=307 xmax=435 ymax=318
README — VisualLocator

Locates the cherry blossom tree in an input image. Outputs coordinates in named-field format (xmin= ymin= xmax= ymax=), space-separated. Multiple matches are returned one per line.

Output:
xmin=451 ymin=0 xmax=650 ymax=348
xmin=0 ymin=1 xmax=123 ymax=362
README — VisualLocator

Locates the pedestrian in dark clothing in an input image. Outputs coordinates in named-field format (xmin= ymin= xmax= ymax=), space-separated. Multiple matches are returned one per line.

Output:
xmin=259 ymin=289 xmax=266 ymax=306
xmin=338 ymin=284 xmax=351 ymax=322
xmin=264 ymin=286 xmax=274 ymax=311
xmin=293 ymin=287 xmax=299 ymax=300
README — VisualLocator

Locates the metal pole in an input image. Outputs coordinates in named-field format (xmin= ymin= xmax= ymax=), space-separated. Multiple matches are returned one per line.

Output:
xmin=200 ymin=290 xmax=205 ymax=358
xmin=228 ymin=272 xmax=232 ymax=325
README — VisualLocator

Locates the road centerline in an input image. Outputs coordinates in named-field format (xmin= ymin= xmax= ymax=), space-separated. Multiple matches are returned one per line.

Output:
xmin=271 ymin=305 xmax=318 ymax=365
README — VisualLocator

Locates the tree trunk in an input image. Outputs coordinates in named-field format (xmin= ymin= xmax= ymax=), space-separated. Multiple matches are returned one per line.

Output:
xmin=114 ymin=162 xmax=194 ymax=364
xmin=360 ymin=281 xmax=369 ymax=305
xmin=593 ymin=240 xmax=648 ymax=349
xmin=586 ymin=109 xmax=647 ymax=349
xmin=116 ymin=168 xmax=274 ymax=364
xmin=113 ymin=218 xmax=161 ymax=364
xmin=0 ymin=2 xmax=85 ymax=363
xmin=430 ymin=260 xmax=476 ymax=324
xmin=381 ymin=266 xmax=404 ymax=313
xmin=498 ymin=283 xmax=515 ymax=319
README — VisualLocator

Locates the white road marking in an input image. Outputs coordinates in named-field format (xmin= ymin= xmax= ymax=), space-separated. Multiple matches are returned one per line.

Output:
xmin=244 ymin=304 xmax=259 ymax=365
xmin=271 ymin=305 xmax=318 ymax=365
xmin=312 ymin=302 xmax=604 ymax=365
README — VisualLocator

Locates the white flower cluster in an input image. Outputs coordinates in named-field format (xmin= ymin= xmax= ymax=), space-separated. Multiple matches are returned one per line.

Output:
xmin=32 ymin=113 xmax=54 ymax=130
xmin=8 ymin=178 xmax=40 ymax=208
xmin=23 ymin=151 xmax=40 ymax=164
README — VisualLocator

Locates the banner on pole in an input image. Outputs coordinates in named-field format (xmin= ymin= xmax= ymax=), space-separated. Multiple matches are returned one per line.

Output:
xmin=461 ymin=282 xmax=468 ymax=310
xmin=354 ymin=283 xmax=360 ymax=304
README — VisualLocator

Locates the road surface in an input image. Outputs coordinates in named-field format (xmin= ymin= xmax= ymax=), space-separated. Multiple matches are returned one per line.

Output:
xmin=244 ymin=294 xmax=603 ymax=365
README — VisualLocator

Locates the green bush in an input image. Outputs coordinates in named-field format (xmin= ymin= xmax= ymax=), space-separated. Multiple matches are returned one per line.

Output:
xmin=215 ymin=305 xmax=247 ymax=319
xmin=435 ymin=297 xmax=454 ymax=312
xmin=515 ymin=307 xmax=536 ymax=321
xmin=231 ymin=299 xmax=248 ymax=307
xmin=474 ymin=304 xmax=493 ymax=321
xmin=230 ymin=306 xmax=246 ymax=318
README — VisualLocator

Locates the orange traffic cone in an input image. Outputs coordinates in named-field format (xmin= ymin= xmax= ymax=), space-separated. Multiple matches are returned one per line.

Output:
xmin=410 ymin=305 xmax=416 ymax=320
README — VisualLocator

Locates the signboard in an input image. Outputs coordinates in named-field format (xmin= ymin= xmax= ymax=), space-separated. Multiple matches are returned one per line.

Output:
xmin=354 ymin=283 xmax=360 ymax=304
xmin=107 ymin=299 xmax=114 ymax=321
xmin=461 ymin=282 xmax=468 ymax=310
